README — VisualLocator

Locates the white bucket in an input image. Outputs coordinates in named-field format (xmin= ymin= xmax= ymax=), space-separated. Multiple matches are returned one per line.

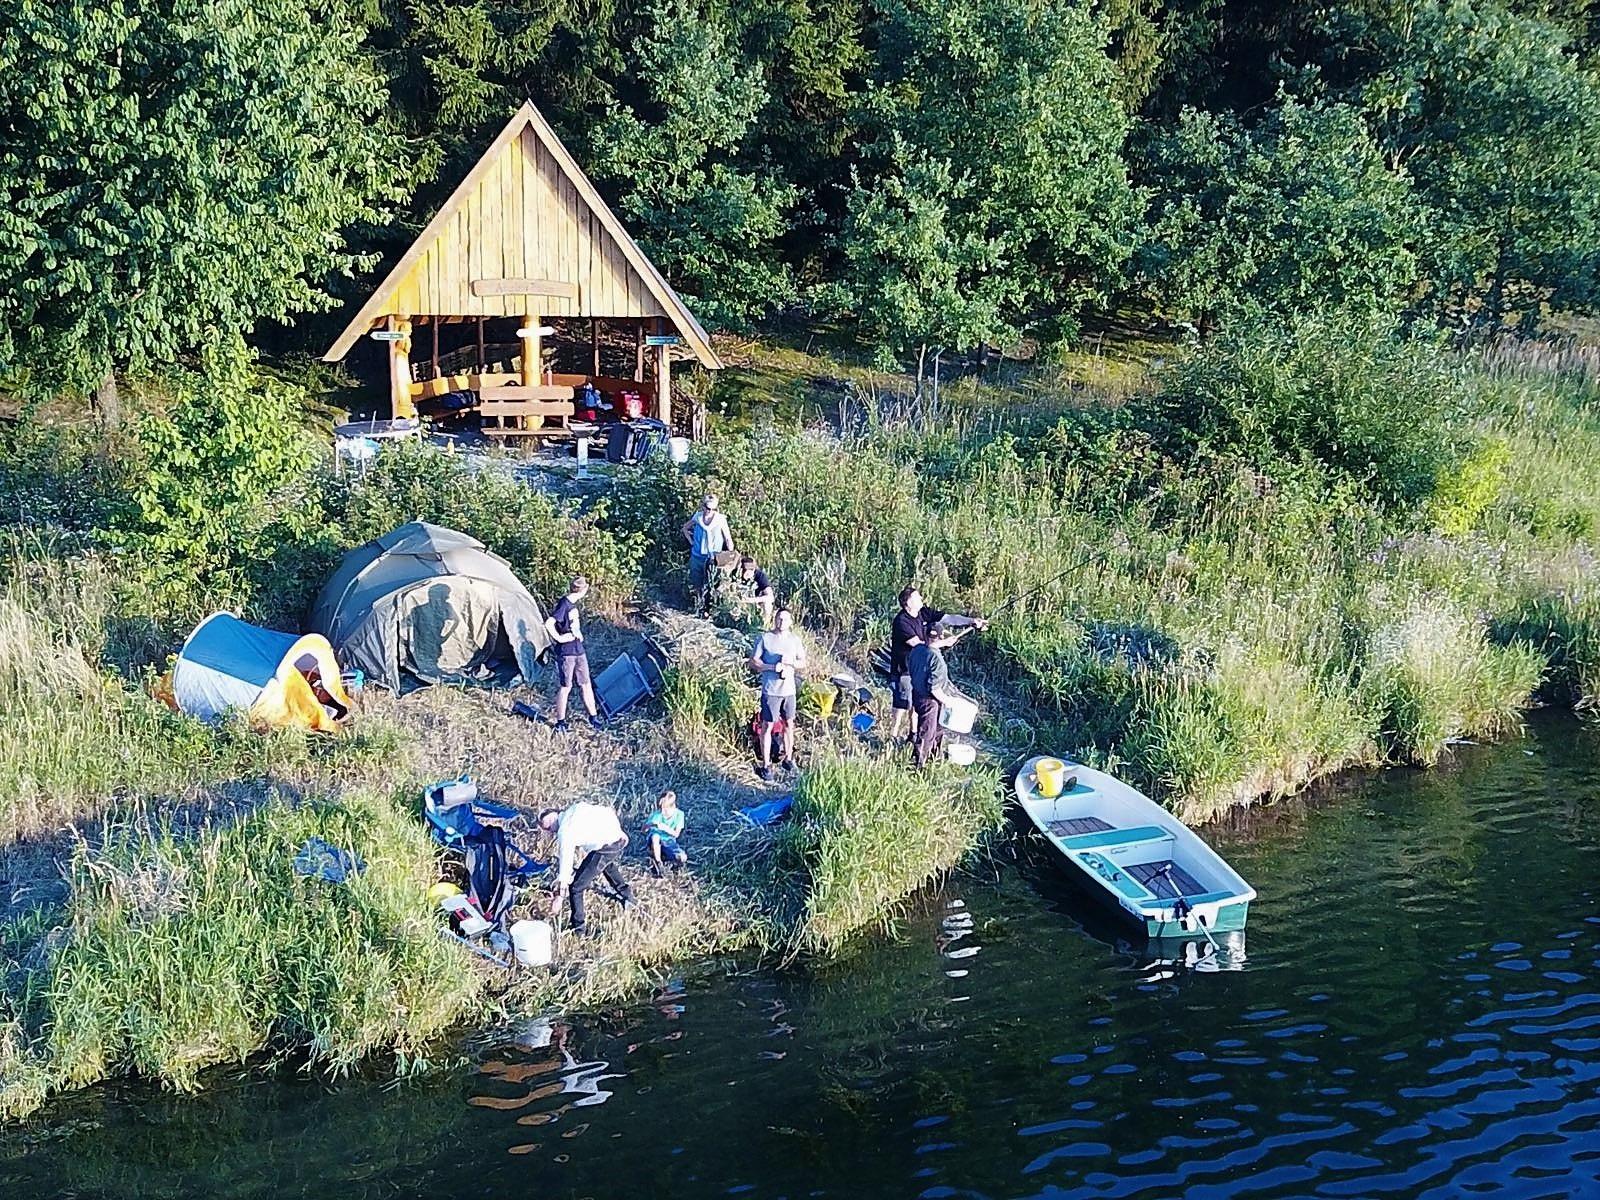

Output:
xmin=510 ymin=919 xmax=554 ymax=968
xmin=668 ymin=436 xmax=691 ymax=465
xmin=939 ymin=693 xmax=979 ymax=734
xmin=946 ymin=741 xmax=977 ymax=766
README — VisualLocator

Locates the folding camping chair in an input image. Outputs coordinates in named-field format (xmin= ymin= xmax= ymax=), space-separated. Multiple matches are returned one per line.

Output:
xmin=423 ymin=777 xmax=548 ymax=884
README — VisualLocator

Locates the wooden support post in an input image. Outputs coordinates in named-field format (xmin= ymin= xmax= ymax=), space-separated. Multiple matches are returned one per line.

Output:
xmin=634 ymin=320 xmax=645 ymax=383
xmin=654 ymin=318 xmax=672 ymax=427
xmin=476 ymin=316 xmax=485 ymax=372
xmin=388 ymin=315 xmax=416 ymax=420
xmin=591 ymin=318 xmax=601 ymax=378
xmin=431 ymin=318 xmax=440 ymax=377
xmin=519 ymin=313 xmax=541 ymax=387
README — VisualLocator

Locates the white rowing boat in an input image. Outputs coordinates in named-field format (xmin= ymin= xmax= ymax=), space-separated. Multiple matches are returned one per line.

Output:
xmin=1014 ymin=755 xmax=1255 ymax=939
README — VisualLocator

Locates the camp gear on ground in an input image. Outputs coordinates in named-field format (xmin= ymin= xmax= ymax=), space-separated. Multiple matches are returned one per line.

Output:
xmin=946 ymin=742 xmax=977 ymax=766
xmin=593 ymin=642 xmax=666 ymax=719
xmin=465 ymin=824 xmax=527 ymax=925
xmin=170 ymin=613 xmax=353 ymax=731
xmin=441 ymin=892 xmax=494 ymax=938
xmin=442 ymin=926 xmax=511 ymax=967
xmin=738 ymin=795 xmax=794 ymax=826
xmin=606 ymin=417 xmax=669 ymax=464
xmin=292 ymin=837 xmax=366 ymax=883
xmin=310 ymin=522 xmax=552 ymax=692
xmin=1014 ymin=755 xmax=1256 ymax=940
xmin=511 ymin=699 xmax=543 ymax=722
xmin=424 ymin=778 xmax=549 ymax=883
xmin=428 ymin=881 xmax=463 ymax=905
xmin=511 ymin=919 xmax=554 ymax=967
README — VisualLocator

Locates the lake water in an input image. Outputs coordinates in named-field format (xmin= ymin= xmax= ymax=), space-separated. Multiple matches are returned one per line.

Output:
xmin=4 ymin=714 xmax=1599 ymax=1199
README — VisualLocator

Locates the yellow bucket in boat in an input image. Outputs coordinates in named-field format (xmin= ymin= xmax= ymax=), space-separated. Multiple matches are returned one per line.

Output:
xmin=1036 ymin=758 xmax=1068 ymax=798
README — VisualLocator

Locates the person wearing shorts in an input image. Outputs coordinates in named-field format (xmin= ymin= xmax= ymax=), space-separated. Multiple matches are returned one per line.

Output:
xmin=749 ymin=607 xmax=806 ymax=780
xmin=889 ymin=586 xmax=985 ymax=739
xmin=545 ymin=576 xmax=604 ymax=732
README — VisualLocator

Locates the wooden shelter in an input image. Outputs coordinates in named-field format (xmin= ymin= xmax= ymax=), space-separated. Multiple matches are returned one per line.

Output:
xmin=323 ymin=102 xmax=720 ymax=437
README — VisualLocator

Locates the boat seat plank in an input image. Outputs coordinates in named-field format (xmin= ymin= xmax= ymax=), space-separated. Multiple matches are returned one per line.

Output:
xmin=1079 ymin=852 xmax=1153 ymax=902
xmin=1127 ymin=860 xmax=1205 ymax=899
xmin=1058 ymin=824 xmax=1171 ymax=851
xmin=1046 ymin=816 xmax=1114 ymax=838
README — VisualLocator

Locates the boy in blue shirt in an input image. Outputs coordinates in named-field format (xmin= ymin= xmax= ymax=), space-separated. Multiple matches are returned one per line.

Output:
xmin=646 ymin=790 xmax=688 ymax=877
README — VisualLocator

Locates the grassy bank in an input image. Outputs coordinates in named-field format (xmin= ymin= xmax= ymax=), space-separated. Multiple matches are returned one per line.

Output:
xmin=6 ymin=318 xmax=1600 ymax=1121
xmin=624 ymin=321 xmax=1600 ymax=821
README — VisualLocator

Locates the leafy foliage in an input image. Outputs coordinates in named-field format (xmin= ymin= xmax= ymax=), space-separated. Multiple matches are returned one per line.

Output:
xmin=829 ymin=0 xmax=1139 ymax=365
xmin=1151 ymin=317 xmax=1469 ymax=507
xmin=587 ymin=0 xmax=798 ymax=327
xmin=1139 ymin=95 xmax=1421 ymax=327
xmin=0 ymin=0 xmax=403 ymax=392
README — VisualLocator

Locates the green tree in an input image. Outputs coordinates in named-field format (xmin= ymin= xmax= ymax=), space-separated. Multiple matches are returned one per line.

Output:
xmin=832 ymin=0 xmax=1139 ymax=377
xmin=1139 ymin=95 xmax=1421 ymax=330
xmin=1348 ymin=1 xmax=1600 ymax=326
xmin=587 ymin=0 xmax=798 ymax=328
xmin=0 ymin=0 xmax=403 ymax=408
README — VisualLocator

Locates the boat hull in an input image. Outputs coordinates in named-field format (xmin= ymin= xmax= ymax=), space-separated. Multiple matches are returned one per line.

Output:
xmin=1014 ymin=756 xmax=1256 ymax=941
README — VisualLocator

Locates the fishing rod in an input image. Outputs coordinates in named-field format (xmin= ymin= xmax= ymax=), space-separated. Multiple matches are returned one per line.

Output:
xmin=938 ymin=551 xmax=1097 ymax=645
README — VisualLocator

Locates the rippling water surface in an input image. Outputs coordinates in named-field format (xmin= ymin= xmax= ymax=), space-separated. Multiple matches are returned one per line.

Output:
xmin=4 ymin=714 xmax=1599 ymax=1199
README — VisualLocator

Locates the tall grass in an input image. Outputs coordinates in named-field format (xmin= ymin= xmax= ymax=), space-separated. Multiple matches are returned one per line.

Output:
xmin=0 ymin=550 xmax=405 ymax=845
xmin=622 ymin=323 xmax=1600 ymax=816
xmin=3 ymin=790 xmax=478 ymax=1118
xmin=772 ymin=753 xmax=1003 ymax=954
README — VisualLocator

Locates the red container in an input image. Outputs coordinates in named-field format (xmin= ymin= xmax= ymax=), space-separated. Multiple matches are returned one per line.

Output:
xmin=619 ymin=390 xmax=644 ymax=419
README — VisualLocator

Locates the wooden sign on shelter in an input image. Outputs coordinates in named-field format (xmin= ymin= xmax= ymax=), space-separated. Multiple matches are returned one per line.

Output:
xmin=323 ymin=101 xmax=720 ymax=436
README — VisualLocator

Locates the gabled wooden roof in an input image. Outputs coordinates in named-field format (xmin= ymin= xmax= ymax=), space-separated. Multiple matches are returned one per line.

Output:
xmin=323 ymin=101 xmax=720 ymax=368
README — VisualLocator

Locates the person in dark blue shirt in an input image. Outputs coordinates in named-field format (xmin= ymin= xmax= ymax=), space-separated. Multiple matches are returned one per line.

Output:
xmin=544 ymin=576 xmax=604 ymax=732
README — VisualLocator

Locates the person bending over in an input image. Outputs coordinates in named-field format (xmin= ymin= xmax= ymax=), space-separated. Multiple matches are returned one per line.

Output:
xmin=541 ymin=801 xmax=634 ymax=936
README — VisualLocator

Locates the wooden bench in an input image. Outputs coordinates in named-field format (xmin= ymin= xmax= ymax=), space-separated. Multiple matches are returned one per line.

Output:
xmin=480 ymin=385 xmax=576 ymax=438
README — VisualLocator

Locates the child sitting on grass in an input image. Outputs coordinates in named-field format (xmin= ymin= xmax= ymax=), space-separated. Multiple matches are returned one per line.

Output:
xmin=646 ymin=790 xmax=688 ymax=877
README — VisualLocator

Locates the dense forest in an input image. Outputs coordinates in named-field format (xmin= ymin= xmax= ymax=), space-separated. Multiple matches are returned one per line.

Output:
xmin=4 ymin=0 xmax=1600 ymax=398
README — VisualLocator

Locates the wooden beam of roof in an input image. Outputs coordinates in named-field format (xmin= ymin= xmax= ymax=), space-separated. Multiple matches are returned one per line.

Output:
xmin=322 ymin=101 xmax=721 ymax=369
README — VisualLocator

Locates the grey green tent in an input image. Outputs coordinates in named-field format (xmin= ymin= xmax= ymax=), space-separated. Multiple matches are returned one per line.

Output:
xmin=309 ymin=522 xmax=553 ymax=691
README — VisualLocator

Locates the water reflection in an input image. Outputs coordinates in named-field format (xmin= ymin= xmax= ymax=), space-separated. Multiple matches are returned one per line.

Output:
xmin=4 ymin=715 xmax=1600 ymax=1200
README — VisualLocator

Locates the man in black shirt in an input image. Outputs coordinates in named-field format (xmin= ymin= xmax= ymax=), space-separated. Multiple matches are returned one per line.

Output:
xmin=733 ymin=554 xmax=776 ymax=628
xmin=889 ymin=586 xmax=985 ymax=740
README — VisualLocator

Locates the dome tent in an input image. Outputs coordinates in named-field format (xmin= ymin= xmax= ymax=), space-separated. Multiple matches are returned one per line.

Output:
xmin=310 ymin=522 xmax=553 ymax=692
xmin=172 ymin=613 xmax=351 ymax=732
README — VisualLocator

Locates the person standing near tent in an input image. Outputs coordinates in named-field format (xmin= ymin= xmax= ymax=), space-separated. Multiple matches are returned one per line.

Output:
xmin=749 ymin=607 xmax=807 ymax=781
xmin=682 ymin=494 xmax=735 ymax=606
xmin=889 ymin=587 xmax=985 ymax=740
xmin=540 ymin=801 xmax=634 ymax=936
xmin=546 ymin=576 xmax=604 ymax=732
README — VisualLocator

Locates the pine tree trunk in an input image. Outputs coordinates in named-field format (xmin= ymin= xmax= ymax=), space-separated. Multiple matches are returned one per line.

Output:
xmin=93 ymin=371 xmax=122 ymax=430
